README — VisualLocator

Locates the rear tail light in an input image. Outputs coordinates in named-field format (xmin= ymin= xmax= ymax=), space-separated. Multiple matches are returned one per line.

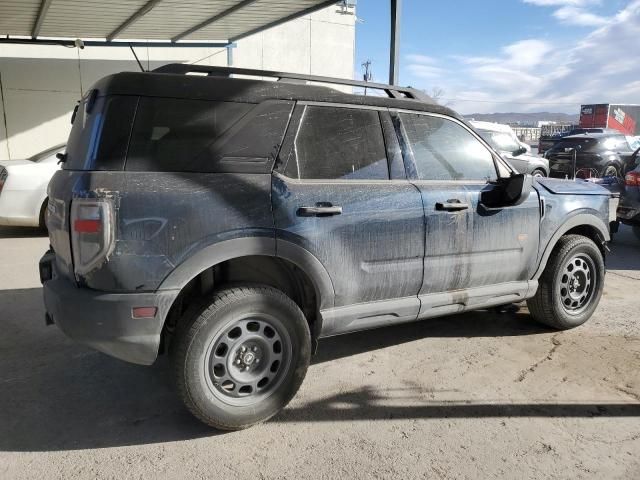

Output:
xmin=625 ymin=171 xmax=640 ymax=186
xmin=70 ymin=199 xmax=115 ymax=276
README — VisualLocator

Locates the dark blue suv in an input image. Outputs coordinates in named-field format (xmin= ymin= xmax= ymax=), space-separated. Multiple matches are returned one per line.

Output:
xmin=40 ymin=65 xmax=618 ymax=430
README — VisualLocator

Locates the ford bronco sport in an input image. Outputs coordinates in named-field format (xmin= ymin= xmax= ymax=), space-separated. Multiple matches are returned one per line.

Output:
xmin=40 ymin=64 xmax=618 ymax=430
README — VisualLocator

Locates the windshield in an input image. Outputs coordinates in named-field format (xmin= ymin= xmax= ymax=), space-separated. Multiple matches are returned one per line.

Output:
xmin=28 ymin=144 xmax=65 ymax=162
xmin=478 ymin=130 xmax=521 ymax=153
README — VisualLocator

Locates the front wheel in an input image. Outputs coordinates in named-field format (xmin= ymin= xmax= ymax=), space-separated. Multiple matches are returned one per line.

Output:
xmin=171 ymin=285 xmax=311 ymax=430
xmin=527 ymin=235 xmax=605 ymax=329
xmin=602 ymin=164 xmax=620 ymax=178
xmin=532 ymin=168 xmax=547 ymax=178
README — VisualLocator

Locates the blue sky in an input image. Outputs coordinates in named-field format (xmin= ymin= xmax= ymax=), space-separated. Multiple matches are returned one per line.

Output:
xmin=355 ymin=0 xmax=639 ymax=114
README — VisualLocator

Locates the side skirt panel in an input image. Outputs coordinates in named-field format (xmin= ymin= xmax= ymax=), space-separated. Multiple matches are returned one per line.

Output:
xmin=319 ymin=280 xmax=537 ymax=338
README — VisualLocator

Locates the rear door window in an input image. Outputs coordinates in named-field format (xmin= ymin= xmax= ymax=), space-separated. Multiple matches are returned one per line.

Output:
xmin=285 ymin=106 xmax=389 ymax=180
xmin=126 ymin=97 xmax=252 ymax=172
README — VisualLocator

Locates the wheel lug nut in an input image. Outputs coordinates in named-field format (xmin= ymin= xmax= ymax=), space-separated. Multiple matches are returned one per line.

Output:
xmin=252 ymin=346 xmax=258 ymax=352
xmin=241 ymin=346 xmax=246 ymax=352
xmin=255 ymin=358 xmax=260 ymax=364
xmin=236 ymin=359 xmax=241 ymax=365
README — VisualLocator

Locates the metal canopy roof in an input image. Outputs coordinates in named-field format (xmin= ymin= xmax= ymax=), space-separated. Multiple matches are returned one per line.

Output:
xmin=0 ymin=0 xmax=337 ymax=45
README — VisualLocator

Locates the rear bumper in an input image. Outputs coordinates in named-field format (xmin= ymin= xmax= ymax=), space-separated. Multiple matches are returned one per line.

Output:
xmin=41 ymin=252 xmax=179 ymax=365
xmin=618 ymin=200 xmax=640 ymax=223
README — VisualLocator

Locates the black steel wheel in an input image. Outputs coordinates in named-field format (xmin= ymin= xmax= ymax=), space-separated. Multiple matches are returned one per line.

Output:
xmin=172 ymin=285 xmax=311 ymax=430
xmin=205 ymin=315 xmax=291 ymax=405
xmin=528 ymin=235 xmax=604 ymax=329
xmin=557 ymin=253 xmax=596 ymax=315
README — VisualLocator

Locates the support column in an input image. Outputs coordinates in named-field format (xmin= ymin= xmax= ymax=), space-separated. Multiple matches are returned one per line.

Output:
xmin=389 ymin=0 xmax=401 ymax=85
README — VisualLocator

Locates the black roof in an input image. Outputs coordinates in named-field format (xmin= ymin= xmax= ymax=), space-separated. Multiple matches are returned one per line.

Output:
xmin=90 ymin=65 xmax=463 ymax=121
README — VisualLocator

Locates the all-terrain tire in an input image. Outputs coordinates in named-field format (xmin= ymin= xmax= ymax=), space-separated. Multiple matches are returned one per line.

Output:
xmin=527 ymin=235 xmax=604 ymax=329
xmin=171 ymin=285 xmax=311 ymax=430
xmin=39 ymin=198 xmax=48 ymax=231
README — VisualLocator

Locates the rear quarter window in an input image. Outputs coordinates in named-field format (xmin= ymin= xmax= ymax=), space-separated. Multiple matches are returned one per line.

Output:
xmin=125 ymin=97 xmax=253 ymax=172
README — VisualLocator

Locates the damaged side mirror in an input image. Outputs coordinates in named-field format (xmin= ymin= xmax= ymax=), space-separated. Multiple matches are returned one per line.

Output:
xmin=481 ymin=173 xmax=533 ymax=209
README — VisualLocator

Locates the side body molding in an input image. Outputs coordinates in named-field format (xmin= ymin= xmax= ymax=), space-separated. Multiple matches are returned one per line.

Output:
xmin=532 ymin=213 xmax=610 ymax=280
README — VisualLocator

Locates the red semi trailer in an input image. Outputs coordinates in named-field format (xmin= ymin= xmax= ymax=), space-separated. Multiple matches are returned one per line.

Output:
xmin=580 ymin=104 xmax=640 ymax=136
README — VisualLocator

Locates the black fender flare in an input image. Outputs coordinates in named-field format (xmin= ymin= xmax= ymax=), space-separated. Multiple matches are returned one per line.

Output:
xmin=158 ymin=236 xmax=335 ymax=310
xmin=532 ymin=213 xmax=610 ymax=280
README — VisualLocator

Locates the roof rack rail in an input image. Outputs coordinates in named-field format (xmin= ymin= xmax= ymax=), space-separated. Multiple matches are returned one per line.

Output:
xmin=152 ymin=64 xmax=432 ymax=102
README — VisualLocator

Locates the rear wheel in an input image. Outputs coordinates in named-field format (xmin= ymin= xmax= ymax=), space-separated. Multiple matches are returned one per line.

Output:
xmin=171 ymin=285 xmax=311 ymax=430
xmin=38 ymin=198 xmax=48 ymax=230
xmin=527 ymin=235 xmax=604 ymax=329
xmin=532 ymin=168 xmax=546 ymax=178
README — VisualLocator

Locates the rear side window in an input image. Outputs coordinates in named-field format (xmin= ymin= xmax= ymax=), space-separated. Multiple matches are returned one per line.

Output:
xmin=399 ymin=113 xmax=497 ymax=182
xmin=601 ymin=136 xmax=631 ymax=152
xmin=285 ymin=106 xmax=389 ymax=180
xmin=64 ymin=94 xmax=137 ymax=171
xmin=126 ymin=98 xmax=252 ymax=172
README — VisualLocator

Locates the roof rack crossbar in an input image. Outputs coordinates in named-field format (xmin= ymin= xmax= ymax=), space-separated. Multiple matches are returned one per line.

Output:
xmin=152 ymin=64 xmax=432 ymax=102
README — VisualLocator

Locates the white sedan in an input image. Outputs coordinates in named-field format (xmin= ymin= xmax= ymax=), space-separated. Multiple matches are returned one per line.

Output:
xmin=0 ymin=144 xmax=64 ymax=227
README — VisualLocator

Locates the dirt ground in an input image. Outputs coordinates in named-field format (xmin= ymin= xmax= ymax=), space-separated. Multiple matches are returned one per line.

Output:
xmin=0 ymin=225 xmax=638 ymax=479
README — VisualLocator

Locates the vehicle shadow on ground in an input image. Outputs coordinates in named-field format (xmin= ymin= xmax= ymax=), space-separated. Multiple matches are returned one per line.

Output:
xmin=274 ymin=386 xmax=640 ymax=424
xmin=313 ymin=309 xmax=550 ymax=365
xmin=608 ymin=225 xmax=640 ymax=272
xmin=0 ymin=226 xmax=47 ymax=238
xmin=0 ymin=288 xmax=637 ymax=452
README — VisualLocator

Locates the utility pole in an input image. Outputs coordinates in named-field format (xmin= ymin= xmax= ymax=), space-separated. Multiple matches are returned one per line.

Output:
xmin=362 ymin=59 xmax=372 ymax=95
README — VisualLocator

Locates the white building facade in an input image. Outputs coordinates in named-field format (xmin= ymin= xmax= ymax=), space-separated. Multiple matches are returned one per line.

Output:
xmin=0 ymin=5 xmax=355 ymax=160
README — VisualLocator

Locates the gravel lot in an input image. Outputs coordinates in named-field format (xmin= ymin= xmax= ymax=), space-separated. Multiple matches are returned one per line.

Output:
xmin=0 ymin=225 xmax=638 ymax=479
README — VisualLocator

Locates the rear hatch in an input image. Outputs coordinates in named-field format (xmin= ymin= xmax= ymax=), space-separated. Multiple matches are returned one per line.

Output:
xmin=47 ymin=91 xmax=137 ymax=281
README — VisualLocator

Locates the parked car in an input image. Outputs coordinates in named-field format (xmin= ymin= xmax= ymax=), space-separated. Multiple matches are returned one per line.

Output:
xmin=616 ymin=148 xmax=640 ymax=241
xmin=545 ymin=133 xmax=637 ymax=179
xmin=40 ymin=65 xmax=618 ymax=431
xmin=470 ymin=120 xmax=531 ymax=151
xmin=471 ymin=121 xmax=549 ymax=177
xmin=0 ymin=144 xmax=65 ymax=227
xmin=538 ymin=128 xmax=618 ymax=156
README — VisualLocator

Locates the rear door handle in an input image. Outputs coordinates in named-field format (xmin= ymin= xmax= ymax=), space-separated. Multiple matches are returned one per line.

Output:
xmin=435 ymin=200 xmax=469 ymax=211
xmin=297 ymin=204 xmax=342 ymax=217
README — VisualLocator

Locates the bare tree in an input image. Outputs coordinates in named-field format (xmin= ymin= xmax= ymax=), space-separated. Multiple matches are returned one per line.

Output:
xmin=423 ymin=87 xmax=451 ymax=106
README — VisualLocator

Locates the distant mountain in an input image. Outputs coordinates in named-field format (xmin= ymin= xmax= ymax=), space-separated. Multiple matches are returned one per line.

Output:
xmin=463 ymin=112 xmax=580 ymax=126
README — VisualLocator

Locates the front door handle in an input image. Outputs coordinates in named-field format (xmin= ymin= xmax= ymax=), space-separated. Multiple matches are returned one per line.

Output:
xmin=297 ymin=203 xmax=342 ymax=217
xmin=435 ymin=199 xmax=469 ymax=211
